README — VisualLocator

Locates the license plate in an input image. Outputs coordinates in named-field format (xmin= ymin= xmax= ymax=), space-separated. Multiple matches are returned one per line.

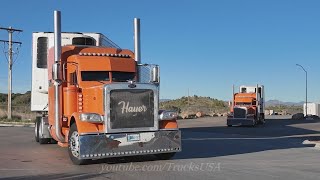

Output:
xmin=127 ymin=134 xmax=140 ymax=142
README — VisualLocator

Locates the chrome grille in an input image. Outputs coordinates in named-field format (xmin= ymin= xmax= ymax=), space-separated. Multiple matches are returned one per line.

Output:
xmin=110 ymin=89 xmax=154 ymax=129
xmin=234 ymin=107 xmax=247 ymax=118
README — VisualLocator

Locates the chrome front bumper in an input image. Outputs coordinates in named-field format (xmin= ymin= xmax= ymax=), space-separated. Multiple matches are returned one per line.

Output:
xmin=78 ymin=130 xmax=181 ymax=159
xmin=227 ymin=118 xmax=255 ymax=126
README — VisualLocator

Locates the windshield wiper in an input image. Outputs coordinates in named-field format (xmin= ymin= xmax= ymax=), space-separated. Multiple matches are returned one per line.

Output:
xmin=96 ymin=80 xmax=106 ymax=84
xmin=112 ymin=79 xmax=131 ymax=82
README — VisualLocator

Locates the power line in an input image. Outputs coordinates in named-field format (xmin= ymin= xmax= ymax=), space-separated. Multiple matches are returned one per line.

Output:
xmin=0 ymin=26 xmax=23 ymax=119
xmin=0 ymin=40 xmax=22 ymax=44
xmin=0 ymin=27 xmax=23 ymax=32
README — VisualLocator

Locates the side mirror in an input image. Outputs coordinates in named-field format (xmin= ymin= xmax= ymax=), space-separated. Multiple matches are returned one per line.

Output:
xmin=152 ymin=66 xmax=160 ymax=84
xmin=52 ymin=63 xmax=62 ymax=81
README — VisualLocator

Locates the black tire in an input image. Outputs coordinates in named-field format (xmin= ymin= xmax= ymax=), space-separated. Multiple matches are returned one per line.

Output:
xmin=37 ymin=118 xmax=50 ymax=144
xmin=68 ymin=123 xmax=89 ymax=165
xmin=258 ymin=114 xmax=266 ymax=125
xmin=227 ymin=125 xmax=232 ymax=127
xmin=261 ymin=114 xmax=266 ymax=124
xmin=252 ymin=119 xmax=257 ymax=127
xmin=155 ymin=152 xmax=176 ymax=160
xmin=39 ymin=138 xmax=50 ymax=144
xmin=35 ymin=116 xmax=54 ymax=144
xmin=50 ymin=138 xmax=58 ymax=144
xmin=35 ymin=118 xmax=40 ymax=142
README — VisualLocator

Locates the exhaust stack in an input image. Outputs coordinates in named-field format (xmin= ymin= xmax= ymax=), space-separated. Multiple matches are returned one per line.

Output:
xmin=256 ymin=84 xmax=259 ymax=108
xmin=256 ymin=84 xmax=259 ymax=99
xmin=54 ymin=11 xmax=61 ymax=63
xmin=232 ymin=85 xmax=235 ymax=108
xmin=134 ymin=18 xmax=141 ymax=64
xmin=53 ymin=10 xmax=65 ymax=142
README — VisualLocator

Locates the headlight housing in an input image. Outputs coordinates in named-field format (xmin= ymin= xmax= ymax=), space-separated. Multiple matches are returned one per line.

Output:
xmin=80 ymin=113 xmax=104 ymax=123
xmin=159 ymin=110 xmax=178 ymax=121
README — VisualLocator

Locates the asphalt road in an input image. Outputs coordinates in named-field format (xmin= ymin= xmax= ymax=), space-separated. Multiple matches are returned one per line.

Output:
xmin=1 ymin=116 xmax=320 ymax=180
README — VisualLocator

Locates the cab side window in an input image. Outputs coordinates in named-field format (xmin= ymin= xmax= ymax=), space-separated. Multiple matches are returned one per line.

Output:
xmin=70 ymin=71 xmax=78 ymax=85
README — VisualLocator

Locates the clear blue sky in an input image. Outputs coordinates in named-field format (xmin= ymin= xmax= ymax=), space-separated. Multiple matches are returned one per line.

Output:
xmin=0 ymin=0 xmax=319 ymax=102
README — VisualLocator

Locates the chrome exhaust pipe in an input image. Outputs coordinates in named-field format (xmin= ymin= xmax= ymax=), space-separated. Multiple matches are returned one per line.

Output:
xmin=53 ymin=10 xmax=65 ymax=142
xmin=256 ymin=84 xmax=259 ymax=114
xmin=232 ymin=85 xmax=235 ymax=108
xmin=256 ymin=84 xmax=259 ymax=102
xmin=134 ymin=18 xmax=141 ymax=64
xmin=54 ymin=11 xmax=61 ymax=64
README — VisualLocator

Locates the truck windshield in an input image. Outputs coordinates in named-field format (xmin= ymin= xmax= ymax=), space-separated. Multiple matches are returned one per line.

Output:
xmin=81 ymin=71 xmax=110 ymax=81
xmin=112 ymin=72 xmax=135 ymax=82
xmin=236 ymin=102 xmax=252 ymax=106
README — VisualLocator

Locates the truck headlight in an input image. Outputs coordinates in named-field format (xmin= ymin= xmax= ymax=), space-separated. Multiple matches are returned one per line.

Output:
xmin=80 ymin=113 xmax=104 ymax=123
xmin=159 ymin=110 xmax=178 ymax=121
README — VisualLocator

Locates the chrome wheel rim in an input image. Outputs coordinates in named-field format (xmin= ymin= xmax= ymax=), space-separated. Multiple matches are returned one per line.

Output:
xmin=70 ymin=131 xmax=80 ymax=158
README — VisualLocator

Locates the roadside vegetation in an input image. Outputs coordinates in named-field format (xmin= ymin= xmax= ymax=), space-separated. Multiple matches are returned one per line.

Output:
xmin=161 ymin=95 xmax=304 ymax=119
xmin=160 ymin=95 xmax=229 ymax=119
xmin=0 ymin=92 xmax=304 ymax=121
xmin=0 ymin=91 xmax=37 ymax=122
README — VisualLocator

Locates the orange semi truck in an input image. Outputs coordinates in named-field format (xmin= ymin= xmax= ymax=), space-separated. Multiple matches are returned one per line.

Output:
xmin=32 ymin=11 xmax=181 ymax=165
xmin=227 ymin=85 xmax=265 ymax=127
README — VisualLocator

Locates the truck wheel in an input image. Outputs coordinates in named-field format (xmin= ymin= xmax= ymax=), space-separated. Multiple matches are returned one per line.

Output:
xmin=39 ymin=137 xmax=50 ymax=144
xmin=155 ymin=152 xmax=176 ymax=160
xmin=68 ymin=123 xmax=88 ymax=165
xmin=35 ymin=119 xmax=40 ymax=142
xmin=261 ymin=114 xmax=266 ymax=124
xmin=258 ymin=114 xmax=265 ymax=125
xmin=37 ymin=119 xmax=50 ymax=144
xmin=252 ymin=119 xmax=257 ymax=127
xmin=50 ymin=138 xmax=58 ymax=144
xmin=36 ymin=118 xmax=50 ymax=144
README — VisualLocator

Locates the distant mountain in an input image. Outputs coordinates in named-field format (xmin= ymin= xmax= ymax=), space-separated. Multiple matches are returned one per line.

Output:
xmin=266 ymin=100 xmax=304 ymax=107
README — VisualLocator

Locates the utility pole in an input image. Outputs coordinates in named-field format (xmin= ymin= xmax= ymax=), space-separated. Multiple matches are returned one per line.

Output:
xmin=296 ymin=64 xmax=307 ymax=118
xmin=0 ymin=27 xmax=22 ymax=120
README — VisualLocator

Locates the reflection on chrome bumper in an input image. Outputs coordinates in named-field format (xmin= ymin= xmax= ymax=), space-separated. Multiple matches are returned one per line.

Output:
xmin=227 ymin=118 xmax=255 ymax=126
xmin=78 ymin=130 xmax=181 ymax=159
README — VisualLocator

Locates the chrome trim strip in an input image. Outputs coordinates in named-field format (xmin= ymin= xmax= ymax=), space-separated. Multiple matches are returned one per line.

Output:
xmin=79 ymin=132 xmax=104 ymax=136
xmin=159 ymin=128 xmax=179 ymax=131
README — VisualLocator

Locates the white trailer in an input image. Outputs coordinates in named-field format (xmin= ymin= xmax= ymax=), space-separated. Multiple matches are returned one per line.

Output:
xmin=303 ymin=102 xmax=320 ymax=116
xmin=31 ymin=32 xmax=119 ymax=112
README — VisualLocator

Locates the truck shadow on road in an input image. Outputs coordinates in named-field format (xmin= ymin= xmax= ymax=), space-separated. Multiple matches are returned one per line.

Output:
xmin=174 ymin=118 xmax=320 ymax=160
xmin=89 ymin=119 xmax=320 ymax=164
xmin=84 ymin=118 xmax=320 ymax=164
